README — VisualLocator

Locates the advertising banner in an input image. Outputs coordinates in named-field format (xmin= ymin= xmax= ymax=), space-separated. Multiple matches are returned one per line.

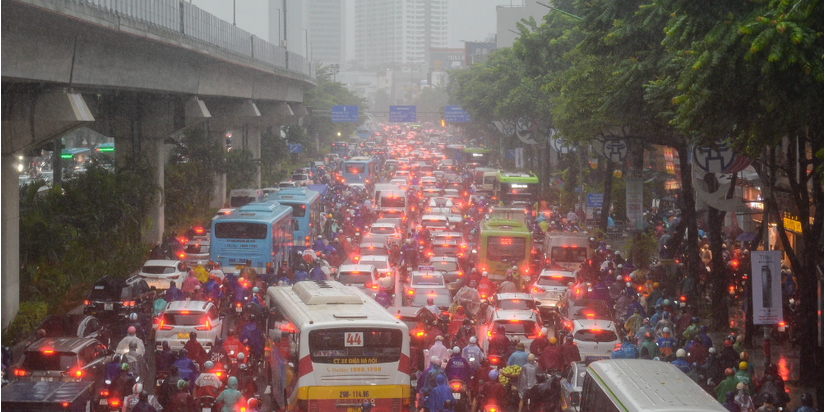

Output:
xmin=751 ymin=250 xmax=784 ymax=325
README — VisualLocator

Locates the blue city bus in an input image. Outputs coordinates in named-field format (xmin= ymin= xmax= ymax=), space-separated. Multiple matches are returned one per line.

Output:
xmin=265 ymin=187 xmax=323 ymax=252
xmin=330 ymin=141 xmax=349 ymax=158
xmin=210 ymin=201 xmax=293 ymax=275
xmin=341 ymin=156 xmax=377 ymax=188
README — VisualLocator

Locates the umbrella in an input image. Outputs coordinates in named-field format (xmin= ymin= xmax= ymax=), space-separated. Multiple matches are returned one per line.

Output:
xmin=736 ymin=232 xmax=756 ymax=242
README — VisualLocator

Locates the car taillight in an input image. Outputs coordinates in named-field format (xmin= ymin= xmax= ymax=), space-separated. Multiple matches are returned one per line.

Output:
xmin=61 ymin=369 xmax=82 ymax=378
xmin=195 ymin=319 xmax=212 ymax=331
xmin=110 ymin=399 xmax=120 ymax=407
xmin=14 ymin=369 xmax=30 ymax=377
xmin=122 ymin=301 xmax=135 ymax=307
xmin=84 ymin=300 xmax=89 ymax=306
xmin=158 ymin=319 xmax=173 ymax=330
xmin=532 ymin=286 xmax=544 ymax=293
xmin=179 ymin=253 xmax=185 ymax=259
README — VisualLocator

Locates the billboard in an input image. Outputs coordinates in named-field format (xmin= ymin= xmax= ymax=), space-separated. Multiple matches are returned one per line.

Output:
xmin=751 ymin=250 xmax=784 ymax=325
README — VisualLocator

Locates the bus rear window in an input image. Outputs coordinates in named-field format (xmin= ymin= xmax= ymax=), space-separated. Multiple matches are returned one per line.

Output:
xmin=486 ymin=237 xmax=526 ymax=262
xmin=309 ymin=329 xmax=402 ymax=364
xmin=345 ymin=164 xmax=366 ymax=174
xmin=337 ymin=273 xmax=373 ymax=285
xmin=550 ymin=247 xmax=588 ymax=263
xmin=214 ymin=222 xmax=268 ymax=239
xmin=380 ymin=197 xmax=406 ymax=208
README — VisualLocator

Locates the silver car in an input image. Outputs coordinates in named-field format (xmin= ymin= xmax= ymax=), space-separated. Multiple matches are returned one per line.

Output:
xmin=560 ymin=361 xmax=587 ymax=411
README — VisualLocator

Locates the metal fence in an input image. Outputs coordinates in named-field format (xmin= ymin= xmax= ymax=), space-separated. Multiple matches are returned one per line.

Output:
xmin=71 ymin=0 xmax=314 ymax=78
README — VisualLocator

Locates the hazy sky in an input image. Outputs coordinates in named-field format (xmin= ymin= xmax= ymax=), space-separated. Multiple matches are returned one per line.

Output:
xmin=190 ymin=0 xmax=520 ymax=58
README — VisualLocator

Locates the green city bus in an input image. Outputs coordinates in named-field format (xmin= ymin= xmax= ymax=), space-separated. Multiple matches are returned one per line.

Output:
xmin=494 ymin=171 xmax=539 ymax=206
xmin=477 ymin=218 xmax=532 ymax=282
xmin=463 ymin=147 xmax=491 ymax=167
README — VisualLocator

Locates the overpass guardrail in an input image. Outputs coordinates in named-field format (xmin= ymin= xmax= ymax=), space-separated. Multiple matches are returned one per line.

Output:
xmin=57 ymin=0 xmax=315 ymax=79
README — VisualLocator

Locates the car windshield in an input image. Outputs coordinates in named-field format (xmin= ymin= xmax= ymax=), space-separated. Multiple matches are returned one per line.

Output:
xmin=574 ymin=328 xmax=618 ymax=343
xmin=538 ymin=275 xmax=575 ymax=287
xmin=370 ymin=227 xmax=396 ymax=234
xmin=430 ymin=260 xmax=458 ymax=272
xmin=412 ymin=274 xmax=443 ymax=286
xmin=184 ymin=244 xmax=208 ymax=254
xmin=572 ymin=304 xmax=611 ymax=319
xmin=360 ymin=259 xmax=388 ymax=269
xmin=432 ymin=244 xmax=459 ymax=256
xmin=411 ymin=291 xmax=451 ymax=307
xmin=497 ymin=299 xmax=535 ymax=311
xmin=338 ymin=273 xmax=372 ymax=284
xmin=21 ymin=352 xmax=78 ymax=371
xmin=160 ymin=312 xmax=207 ymax=326
xmin=495 ymin=321 xmax=539 ymax=337
xmin=88 ymin=284 xmax=129 ymax=301
xmin=142 ymin=265 xmax=176 ymax=275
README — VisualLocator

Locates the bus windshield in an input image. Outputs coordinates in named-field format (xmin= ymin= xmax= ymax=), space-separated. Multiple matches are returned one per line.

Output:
xmin=308 ymin=328 xmax=402 ymax=363
xmin=345 ymin=164 xmax=366 ymax=174
xmin=214 ymin=222 xmax=268 ymax=239
xmin=283 ymin=203 xmax=307 ymax=218
xmin=550 ymin=247 xmax=588 ymax=263
xmin=486 ymin=236 xmax=526 ymax=261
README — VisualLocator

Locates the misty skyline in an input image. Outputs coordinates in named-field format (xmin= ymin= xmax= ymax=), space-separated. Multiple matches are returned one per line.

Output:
xmin=191 ymin=0 xmax=522 ymax=62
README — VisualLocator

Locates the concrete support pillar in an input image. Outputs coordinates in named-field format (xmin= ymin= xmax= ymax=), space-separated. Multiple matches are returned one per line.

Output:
xmin=142 ymin=137 xmax=166 ymax=245
xmin=246 ymin=127 xmax=262 ymax=188
xmin=1 ymin=155 xmax=20 ymax=328
xmin=209 ymin=125 xmax=227 ymax=209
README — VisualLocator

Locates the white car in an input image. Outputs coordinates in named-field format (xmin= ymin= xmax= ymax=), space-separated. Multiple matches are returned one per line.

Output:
xmin=479 ymin=309 xmax=542 ymax=355
xmin=531 ymin=269 xmax=576 ymax=314
xmin=570 ymin=318 xmax=621 ymax=362
xmin=364 ymin=222 xmax=403 ymax=247
xmin=155 ymin=300 xmax=224 ymax=352
xmin=139 ymin=260 xmax=188 ymax=290
xmin=419 ymin=214 xmax=449 ymax=232
xmin=404 ymin=270 xmax=450 ymax=309
xmin=278 ymin=180 xmax=297 ymax=188
xmin=484 ymin=292 xmax=539 ymax=323
xmin=357 ymin=255 xmax=395 ymax=290
xmin=290 ymin=173 xmax=311 ymax=186
xmin=336 ymin=264 xmax=380 ymax=294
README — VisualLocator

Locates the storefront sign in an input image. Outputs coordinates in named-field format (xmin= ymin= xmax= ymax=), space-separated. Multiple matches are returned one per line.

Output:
xmin=782 ymin=215 xmax=802 ymax=234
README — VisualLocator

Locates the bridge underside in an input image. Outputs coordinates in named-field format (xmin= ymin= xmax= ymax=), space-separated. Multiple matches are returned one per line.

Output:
xmin=1 ymin=0 xmax=315 ymax=328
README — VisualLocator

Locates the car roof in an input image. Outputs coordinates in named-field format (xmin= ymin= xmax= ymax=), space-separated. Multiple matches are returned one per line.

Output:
xmin=165 ymin=300 xmax=213 ymax=312
xmin=338 ymin=264 xmax=377 ymax=272
xmin=573 ymin=318 xmax=616 ymax=331
xmin=494 ymin=293 xmax=534 ymax=300
xmin=143 ymin=260 xmax=181 ymax=267
xmin=26 ymin=337 xmax=98 ymax=353
xmin=539 ymin=269 xmax=575 ymax=277
xmin=93 ymin=275 xmax=142 ymax=287
xmin=387 ymin=306 xmax=428 ymax=317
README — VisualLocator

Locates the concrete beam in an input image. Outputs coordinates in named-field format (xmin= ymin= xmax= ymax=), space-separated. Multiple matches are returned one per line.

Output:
xmin=1 ymin=89 xmax=94 ymax=155
xmin=1 ymin=155 xmax=20 ymax=328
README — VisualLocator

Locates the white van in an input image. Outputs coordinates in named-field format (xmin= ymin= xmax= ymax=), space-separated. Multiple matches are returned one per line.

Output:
xmin=579 ymin=359 xmax=727 ymax=412
xmin=543 ymin=232 xmax=591 ymax=272
xmin=377 ymin=189 xmax=408 ymax=216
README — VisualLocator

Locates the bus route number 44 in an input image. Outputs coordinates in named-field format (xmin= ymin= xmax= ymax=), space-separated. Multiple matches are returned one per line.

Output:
xmin=345 ymin=332 xmax=364 ymax=347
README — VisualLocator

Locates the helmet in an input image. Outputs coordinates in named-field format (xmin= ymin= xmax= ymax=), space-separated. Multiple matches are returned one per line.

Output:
xmin=708 ymin=347 xmax=716 ymax=354
xmin=653 ymin=282 xmax=659 ymax=288
xmin=361 ymin=401 xmax=373 ymax=412
xmin=178 ymin=348 xmax=188 ymax=358
xmin=512 ymin=266 xmax=518 ymax=270
xmin=663 ymin=299 xmax=671 ymax=306
xmin=739 ymin=361 xmax=748 ymax=371
xmin=736 ymin=382 xmax=745 ymax=390
xmin=616 ymin=275 xmax=623 ymax=281
xmin=548 ymin=337 xmax=557 ymax=345
xmin=691 ymin=316 xmax=700 ymax=324
xmin=129 ymin=313 xmax=138 ymax=322
xmin=453 ymin=346 xmax=460 ymax=354
xmin=431 ymin=355 xmax=441 ymax=364
xmin=662 ymin=327 xmax=671 ymax=334
xmin=127 ymin=326 xmax=136 ymax=335
xmin=240 ymin=363 xmax=248 ymax=371
xmin=252 ymin=287 xmax=259 ymax=293
xmin=643 ymin=318 xmax=650 ymax=324
xmin=318 ymin=235 xmax=323 ymax=239
xmin=132 ymin=383 xmax=143 ymax=394
xmin=469 ymin=336 xmax=477 ymax=344
xmin=725 ymin=368 xmax=734 ymax=376
xmin=120 ymin=363 xmax=130 ymax=371
xmin=700 ymin=325 xmax=708 ymax=333
xmin=740 ymin=351 xmax=749 ymax=361
xmin=435 ymin=335 xmax=444 ymax=341
xmin=725 ymin=339 xmax=733 ymax=347
xmin=644 ymin=332 xmax=653 ymax=340
xmin=237 ymin=352 xmax=245 ymax=361
xmin=488 ymin=370 xmax=499 ymax=381
xmin=112 ymin=354 xmax=122 ymax=364
xmin=540 ymin=327 xmax=548 ymax=336
xmin=676 ymin=349 xmax=686 ymax=358
xmin=248 ymin=398 xmax=259 ymax=408
xmin=177 ymin=379 xmax=188 ymax=390
xmin=801 ymin=393 xmax=814 ymax=406
xmin=482 ymin=271 xmax=488 ymax=277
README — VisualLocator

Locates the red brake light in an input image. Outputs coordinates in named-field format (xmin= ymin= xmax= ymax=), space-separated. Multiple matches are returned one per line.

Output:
xmin=62 ymin=402 xmax=70 ymax=408
xmin=43 ymin=350 xmax=54 ymax=354
xmin=779 ymin=321 xmax=786 ymax=327
xmin=100 ymin=389 xmax=109 ymax=397
xmin=158 ymin=319 xmax=172 ymax=330
xmin=84 ymin=300 xmax=89 ymax=306
xmin=181 ymin=310 xmax=190 ymax=314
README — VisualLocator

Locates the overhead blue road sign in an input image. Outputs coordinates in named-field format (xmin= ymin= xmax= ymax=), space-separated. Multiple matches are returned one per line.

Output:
xmin=587 ymin=193 xmax=604 ymax=208
xmin=389 ymin=106 xmax=416 ymax=123
xmin=288 ymin=144 xmax=302 ymax=153
xmin=444 ymin=106 xmax=471 ymax=123
xmin=331 ymin=105 xmax=359 ymax=123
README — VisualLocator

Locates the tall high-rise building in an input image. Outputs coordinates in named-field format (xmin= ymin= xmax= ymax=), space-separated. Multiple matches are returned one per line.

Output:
xmin=307 ymin=0 xmax=346 ymax=65
xmin=355 ymin=0 xmax=448 ymax=68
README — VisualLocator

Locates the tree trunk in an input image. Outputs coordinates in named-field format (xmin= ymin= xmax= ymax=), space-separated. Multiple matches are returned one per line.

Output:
xmin=674 ymin=142 xmax=703 ymax=300
xmin=599 ymin=158 xmax=613 ymax=232
xmin=705 ymin=173 xmax=731 ymax=331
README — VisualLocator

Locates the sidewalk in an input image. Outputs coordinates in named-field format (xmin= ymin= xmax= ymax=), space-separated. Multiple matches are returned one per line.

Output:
xmin=706 ymin=300 xmax=815 ymax=409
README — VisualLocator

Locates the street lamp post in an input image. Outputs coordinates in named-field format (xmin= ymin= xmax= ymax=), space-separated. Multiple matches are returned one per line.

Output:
xmin=331 ymin=64 xmax=340 ymax=81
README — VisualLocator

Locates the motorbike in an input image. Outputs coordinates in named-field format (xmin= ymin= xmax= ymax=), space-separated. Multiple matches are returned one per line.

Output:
xmin=154 ymin=370 xmax=169 ymax=393
xmin=199 ymin=395 xmax=216 ymax=412
xmin=449 ymin=379 xmax=471 ymax=412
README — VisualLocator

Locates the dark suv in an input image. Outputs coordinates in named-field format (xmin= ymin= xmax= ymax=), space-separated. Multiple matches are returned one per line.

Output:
xmin=12 ymin=337 xmax=110 ymax=384
xmin=83 ymin=275 xmax=153 ymax=323
xmin=24 ymin=315 xmax=112 ymax=349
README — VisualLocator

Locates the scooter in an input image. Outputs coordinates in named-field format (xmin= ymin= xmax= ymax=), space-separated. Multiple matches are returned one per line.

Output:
xmin=449 ymin=379 xmax=471 ymax=412
xmin=199 ymin=395 xmax=216 ymax=412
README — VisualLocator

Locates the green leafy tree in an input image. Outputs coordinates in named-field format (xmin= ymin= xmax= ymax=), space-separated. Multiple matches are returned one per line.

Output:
xmin=305 ymin=64 xmax=367 ymax=147
xmin=165 ymin=128 xmax=224 ymax=230
xmin=225 ymin=149 xmax=259 ymax=191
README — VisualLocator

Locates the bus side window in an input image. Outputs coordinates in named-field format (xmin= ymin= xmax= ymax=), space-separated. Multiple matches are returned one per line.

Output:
xmin=580 ymin=374 xmax=619 ymax=412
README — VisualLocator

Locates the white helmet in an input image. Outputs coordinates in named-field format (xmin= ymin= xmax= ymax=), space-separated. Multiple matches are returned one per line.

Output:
xmin=616 ymin=275 xmax=622 ymax=281
xmin=662 ymin=327 xmax=671 ymax=334
xmin=512 ymin=266 xmax=518 ymax=270
xmin=482 ymin=271 xmax=488 ymax=277
xmin=431 ymin=355 xmax=440 ymax=364
xmin=453 ymin=346 xmax=461 ymax=354
xmin=676 ymin=348 xmax=686 ymax=358
xmin=469 ymin=336 xmax=477 ymax=344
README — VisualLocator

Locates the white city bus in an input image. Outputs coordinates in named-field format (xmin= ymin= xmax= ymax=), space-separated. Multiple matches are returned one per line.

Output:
xmin=265 ymin=281 xmax=411 ymax=412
